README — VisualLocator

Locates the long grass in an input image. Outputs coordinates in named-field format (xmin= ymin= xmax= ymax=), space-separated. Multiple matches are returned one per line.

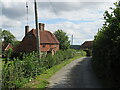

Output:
xmin=0 ymin=58 xmax=2 ymax=87
xmin=0 ymin=58 xmax=2 ymax=70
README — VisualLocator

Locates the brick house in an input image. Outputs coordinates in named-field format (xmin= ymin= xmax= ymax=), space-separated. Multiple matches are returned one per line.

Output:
xmin=2 ymin=43 xmax=13 ymax=51
xmin=2 ymin=43 xmax=13 ymax=57
xmin=80 ymin=41 xmax=93 ymax=50
xmin=14 ymin=23 xmax=59 ymax=55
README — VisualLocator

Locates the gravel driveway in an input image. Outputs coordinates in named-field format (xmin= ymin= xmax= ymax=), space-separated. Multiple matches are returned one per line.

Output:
xmin=46 ymin=57 xmax=103 ymax=88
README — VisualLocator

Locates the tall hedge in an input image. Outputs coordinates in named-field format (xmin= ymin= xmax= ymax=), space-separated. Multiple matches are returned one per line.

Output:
xmin=92 ymin=2 xmax=120 ymax=88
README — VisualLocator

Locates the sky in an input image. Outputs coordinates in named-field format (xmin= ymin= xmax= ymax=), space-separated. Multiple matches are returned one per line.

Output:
xmin=0 ymin=0 xmax=118 ymax=45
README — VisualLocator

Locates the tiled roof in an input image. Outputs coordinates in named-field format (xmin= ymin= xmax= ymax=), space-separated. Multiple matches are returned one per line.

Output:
xmin=80 ymin=41 xmax=93 ymax=49
xmin=2 ymin=43 xmax=13 ymax=51
xmin=30 ymin=29 xmax=59 ymax=44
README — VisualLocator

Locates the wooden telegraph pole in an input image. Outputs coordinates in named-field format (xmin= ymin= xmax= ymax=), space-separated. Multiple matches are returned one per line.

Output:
xmin=71 ymin=35 xmax=73 ymax=45
xmin=34 ymin=0 xmax=40 ymax=57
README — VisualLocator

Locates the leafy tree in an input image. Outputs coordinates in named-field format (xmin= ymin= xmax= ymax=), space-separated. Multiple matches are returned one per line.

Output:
xmin=1 ymin=29 xmax=20 ymax=48
xmin=0 ymin=28 xmax=2 ymax=40
xmin=93 ymin=2 xmax=120 ymax=88
xmin=2 ymin=30 xmax=16 ymax=45
xmin=54 ymin=30 xmax=70 ymax=50
xmin=0 ymin=28 xmax=2 ymax=54
xmin=13 ymin=41 xmax=21 ymax=47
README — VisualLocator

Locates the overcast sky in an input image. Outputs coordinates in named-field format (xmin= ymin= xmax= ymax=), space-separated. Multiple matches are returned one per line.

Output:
xmin=0 ymin=0 xmax=117 ymax=45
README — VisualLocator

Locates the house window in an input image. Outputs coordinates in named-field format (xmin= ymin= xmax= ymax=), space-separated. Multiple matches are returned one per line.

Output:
xmin=54 ymin=44 xmax=56 ymax=48
xmin=42 ymin=44 xmax=46 ymax=48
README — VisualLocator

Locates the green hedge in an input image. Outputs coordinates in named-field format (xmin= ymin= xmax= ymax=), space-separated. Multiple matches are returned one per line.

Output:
xmin=92 ymin=2 xmax=120 ymax=88
xmin=2 ymin=49 xmax=79 ymax=89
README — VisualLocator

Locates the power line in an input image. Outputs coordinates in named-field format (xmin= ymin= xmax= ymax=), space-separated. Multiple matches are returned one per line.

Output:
xmin=48 ymin=1 xmax=63 ymax=29
xmin=71 ymin=34 xmax=73 ymax=45
xmin=48 ymin=2 xmax=75 ymax=44
xmin=48 ymin=1 xmax=58 ymax=16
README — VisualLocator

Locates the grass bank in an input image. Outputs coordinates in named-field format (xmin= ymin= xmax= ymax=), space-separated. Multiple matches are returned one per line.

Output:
xmin=0 ymin=58 xmax=2 ymax=70
xmin=0 ymin=58 xmax=2 ymax=86
xmin=23 ymin=55 xmax=84 ymax=88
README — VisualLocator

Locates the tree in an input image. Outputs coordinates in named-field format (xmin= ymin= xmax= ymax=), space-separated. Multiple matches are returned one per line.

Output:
xmin=0 ymin=28 xmax=2 ymax=54
xmin=2 ymin=30 xmax=16 ymax=45
xmin=54 ymin=30 xmax=70 ymax=50
xmin=93 ymin=2 xmax=120 ymax=88
xmin=13 ymin=41 xmax=21 ymax=47
xmin=0 ymin=28 xmax=2 ymax=40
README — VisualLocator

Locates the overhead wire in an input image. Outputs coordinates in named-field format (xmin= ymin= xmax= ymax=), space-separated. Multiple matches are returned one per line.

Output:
xmin=48 ymin=0 xmax=63 ymax=30
xmin=48 ymin=1 xmax=75 ymax=44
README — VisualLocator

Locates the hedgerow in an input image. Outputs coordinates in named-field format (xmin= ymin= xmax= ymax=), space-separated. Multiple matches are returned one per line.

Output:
xmin=2 ymin=49 xmax=79 ymax=89
xmin=92 ymin=2 xmax=120 ymax=88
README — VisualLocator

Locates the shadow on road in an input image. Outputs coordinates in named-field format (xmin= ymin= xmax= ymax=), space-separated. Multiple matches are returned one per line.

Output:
xmin=68 ymin=57 xmax=103 ymax=88
xmin=46 ymin=57 xmax=103 ymax=89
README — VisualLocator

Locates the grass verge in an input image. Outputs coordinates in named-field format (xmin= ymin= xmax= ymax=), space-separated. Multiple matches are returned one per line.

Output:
xmin=0 ymin=58 xmax=2 ymax=86
xmin=23 ymin=55 xmax=84 ymax=88
xmin=0 ymin=58 xmax=2 ymax=70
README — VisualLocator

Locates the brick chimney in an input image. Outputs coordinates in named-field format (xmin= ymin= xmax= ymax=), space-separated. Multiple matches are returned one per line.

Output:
xmin=39 ymin=23 xmax=45 ymax=31
xmin=25 ymin=25 xmax=29 ymax=36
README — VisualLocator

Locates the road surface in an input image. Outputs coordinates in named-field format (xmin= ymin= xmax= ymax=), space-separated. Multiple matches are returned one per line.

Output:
xmin=46 ymin=57 xmax=103 ymax=88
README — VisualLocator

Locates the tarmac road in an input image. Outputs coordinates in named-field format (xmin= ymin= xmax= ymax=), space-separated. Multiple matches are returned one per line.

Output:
xmin=47 ymin=57 xmax=103 ymax=88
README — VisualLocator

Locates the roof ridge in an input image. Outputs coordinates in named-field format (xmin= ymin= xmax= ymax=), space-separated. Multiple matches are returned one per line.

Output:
xmin=26 ymin=29 xmax=59 ymax=44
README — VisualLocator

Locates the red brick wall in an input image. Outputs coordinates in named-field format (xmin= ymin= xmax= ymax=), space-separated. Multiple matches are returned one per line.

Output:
xmin=40 ymin=44 xmax=59 ymax=52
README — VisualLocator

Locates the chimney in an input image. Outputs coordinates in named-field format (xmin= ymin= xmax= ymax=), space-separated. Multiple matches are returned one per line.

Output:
xmin=25 ymin=25 xmax=29 ymax=35
xmin=39 ymin=23 xmax=45 ymax=31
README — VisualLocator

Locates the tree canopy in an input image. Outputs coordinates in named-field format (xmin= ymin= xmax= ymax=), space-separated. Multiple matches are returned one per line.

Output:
xmin=0 ymin=28 xmax=2 ymax=40
xmin=2 ymin=30 xmax=16 ymax=45
xmin=93 ymin=2 xmax=120 ymax=88
xmin=54 ymin=30 xmax=70 ymax=50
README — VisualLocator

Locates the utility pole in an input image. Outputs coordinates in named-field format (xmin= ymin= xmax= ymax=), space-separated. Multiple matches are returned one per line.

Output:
xmin=71 ymin=35 xmax=73 ymax=45
xmin=34 ymin=0 xmax=40 ymax=57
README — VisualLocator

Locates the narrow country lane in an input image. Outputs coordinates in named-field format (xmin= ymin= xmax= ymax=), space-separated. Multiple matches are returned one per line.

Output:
xmin=46 ymin=57 xmax=103 ymax=88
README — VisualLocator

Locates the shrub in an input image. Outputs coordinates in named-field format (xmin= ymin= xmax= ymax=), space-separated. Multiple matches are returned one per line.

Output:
xmin=2 ymin=49 xmax=78 ymax=89
xmin=92 ymin=2 xmax=120 ymax=88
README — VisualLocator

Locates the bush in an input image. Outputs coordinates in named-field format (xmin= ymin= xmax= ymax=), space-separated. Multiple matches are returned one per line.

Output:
xmin=92 ymin=2 xmax=120 ymax=88
xmin=2 ymin=49 xmax=78 ymax=89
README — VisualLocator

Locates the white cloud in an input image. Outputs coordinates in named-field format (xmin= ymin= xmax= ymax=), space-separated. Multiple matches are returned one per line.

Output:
xmin=45 ymin=19 xmax=103 ymax=45
xmin=1 ymin=1 xmax=116 ymax=45
xmin=1 ymin=0 xmax=117 ymax=2
xmin=2 ymin=16 xmax=21 ymax=28
xmin=37 ymin=2 xmax=114 ymax=21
